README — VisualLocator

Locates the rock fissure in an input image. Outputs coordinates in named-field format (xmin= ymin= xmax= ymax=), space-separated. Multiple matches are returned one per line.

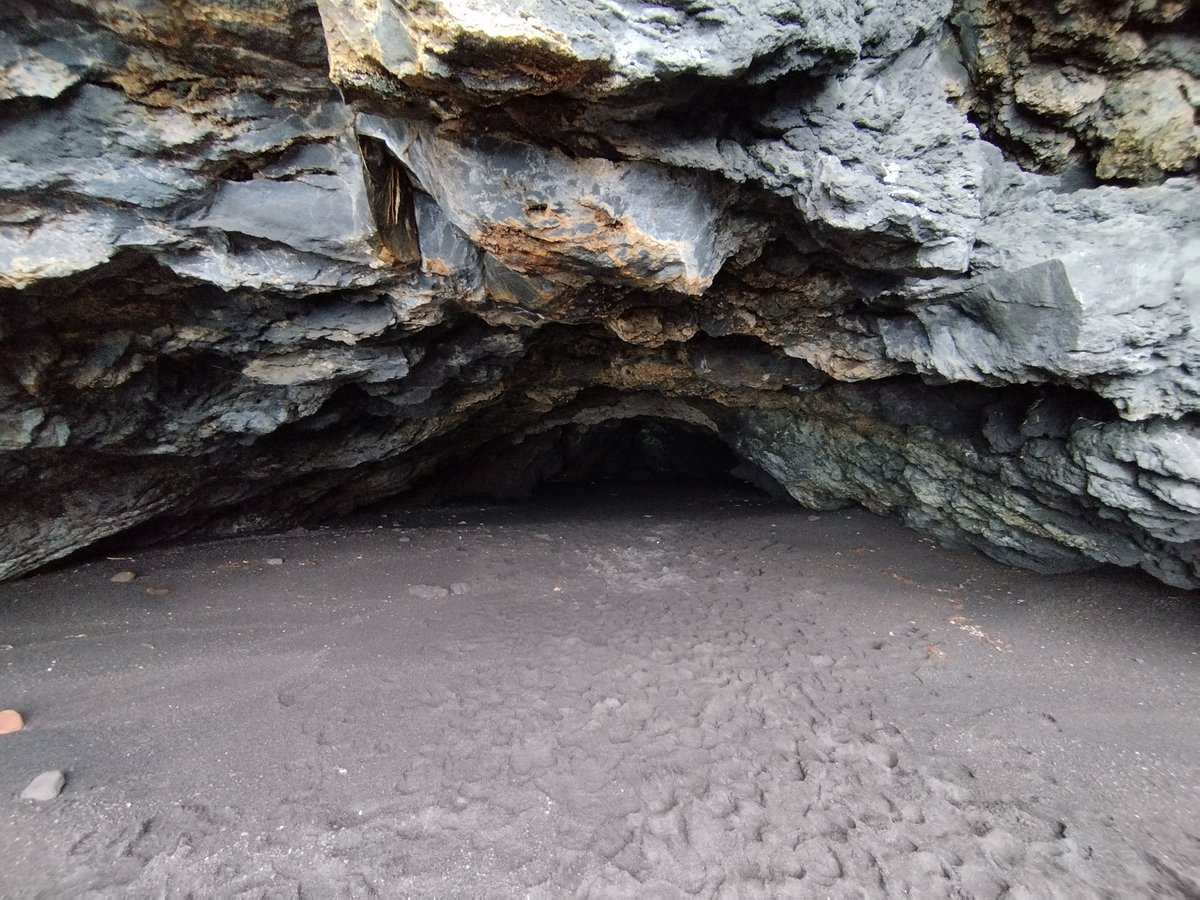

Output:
xmin=0 ymin=0 xmax=1197 ymax=587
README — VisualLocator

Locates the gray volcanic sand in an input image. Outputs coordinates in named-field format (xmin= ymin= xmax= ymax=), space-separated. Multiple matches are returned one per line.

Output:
xmin=1 ymin=483 xmax=1198 ymax=897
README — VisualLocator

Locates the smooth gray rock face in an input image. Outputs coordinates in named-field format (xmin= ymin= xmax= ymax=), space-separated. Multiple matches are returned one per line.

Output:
xmin=195 ymin=137 xmax=379 ymax=264
xmin=0 ymin=0 xmax=1196 ymax=589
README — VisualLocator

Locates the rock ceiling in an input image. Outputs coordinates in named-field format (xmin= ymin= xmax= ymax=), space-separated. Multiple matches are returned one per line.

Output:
xmin=0 ymin=0 xmax=1197 ymax=585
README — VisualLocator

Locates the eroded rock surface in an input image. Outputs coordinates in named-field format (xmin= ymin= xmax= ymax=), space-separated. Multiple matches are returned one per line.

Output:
xmin=0 ymin=0 xmax=1196 ymax=587
xmin=953 ymin=0 xmax=1200 ymax=182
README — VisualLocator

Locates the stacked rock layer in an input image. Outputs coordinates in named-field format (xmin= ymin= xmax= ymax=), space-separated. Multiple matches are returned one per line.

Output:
xmin=1 ymin=0 xmax=1197 ymax=586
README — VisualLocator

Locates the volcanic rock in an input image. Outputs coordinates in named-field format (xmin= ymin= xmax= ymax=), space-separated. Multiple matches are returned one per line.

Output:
xmin=0 ymin=0 xmax=1195 ymax=588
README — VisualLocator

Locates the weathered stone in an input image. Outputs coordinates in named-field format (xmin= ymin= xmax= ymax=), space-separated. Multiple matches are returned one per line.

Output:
xmin=318 ymin=0 xmax=950 ymax=111
xmin=1013 ymin=66 xmax=1107 ymax=119
xmin=0 ymin=709 xmax=24 ymax=734
xmin=409 ymin=584 xmax=450 ymax=600
xmin=357 ymin=115 xmax=743 ymax=294
xmin=195 ymin=136 xmax=380 ymax=264
xmin=735 ymin=387 xmax=1199 ymax=587
xmin=869 ymin=179 xmax=1200 ymax=420
xmin=953 ymin=0 xmax=1200 ymax=182
xmin=20 ymin=770 xmax=65 ymax=802
xmin=0 ymin=0 xmax=1196 ymax=592
xmin=1094 ymin=70 xmax=1200 ymax=182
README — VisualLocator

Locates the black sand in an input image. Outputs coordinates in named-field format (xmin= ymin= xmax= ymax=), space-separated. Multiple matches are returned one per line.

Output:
xmin=2 ymin=484 xmax=1198 ymax=896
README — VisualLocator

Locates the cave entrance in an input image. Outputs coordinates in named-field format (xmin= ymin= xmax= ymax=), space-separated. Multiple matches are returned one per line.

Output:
xmin=398 ymin=415 xmax=782 ymax=506
xmin=68 ymin=415 xmax=786 ymax=567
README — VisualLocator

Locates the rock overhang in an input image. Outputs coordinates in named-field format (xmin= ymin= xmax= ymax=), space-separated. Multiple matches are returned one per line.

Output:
xmin=0 ymin=0 xmax=1196 ymax=589
xmin=356 ymin=114 xmax=744 ymax=295
xmin=316 ymin=0 xmax=953 ymax=110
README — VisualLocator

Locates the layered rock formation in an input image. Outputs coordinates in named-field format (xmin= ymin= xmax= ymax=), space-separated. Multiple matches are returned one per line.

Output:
xmin=1 ymin=0 xmax=1197 ymax=586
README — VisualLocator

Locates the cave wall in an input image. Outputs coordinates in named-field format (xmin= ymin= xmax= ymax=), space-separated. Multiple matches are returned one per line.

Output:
xmin=0 ymin=0 xmax=1197 ymax=586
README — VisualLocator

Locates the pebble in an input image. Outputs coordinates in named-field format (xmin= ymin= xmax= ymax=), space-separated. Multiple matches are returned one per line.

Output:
xmin=450 ymin=582 xmax=471 ymax=595
xmin=0 ymin=709 xmax=24 ymax=734
xmin=808 ymin=515 xmax=822 ymax=522
xmin=534 ymin=533 xmax=553 ymax=542
xmin=265 ymin=558 xmax=284 ymax=566
xmin=21 ymin=770 xmax=65 ymax=802
xmin=409 ymin=584 xmax=450 ymax=600
xmin=110 ymin=571 xmax=137 ymax=583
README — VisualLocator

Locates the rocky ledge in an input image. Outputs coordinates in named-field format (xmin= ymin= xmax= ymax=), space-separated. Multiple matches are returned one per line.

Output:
xmin=0 ymin=0 xmax=1197 ymax=587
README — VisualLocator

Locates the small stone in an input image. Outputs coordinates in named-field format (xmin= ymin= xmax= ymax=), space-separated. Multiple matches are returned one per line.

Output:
xmin=21 ymin=770 xmax=65 ymax=802
xmin=450 ymin=582 xmax=470 ymax=595
xmin=110 ymin=571 xmax=137 ymax=583
xmin=0 ymin=709 xmax=24 ymax=734
xmin=533 ymin=533 xmax=552 ymax=542
xmin=807 ymin=515 xmax=822 ymax=522
xmin=408 ymin=584 xmax=450 ymax=599
xmin=265 ymin=558 xmax=284 ymax=566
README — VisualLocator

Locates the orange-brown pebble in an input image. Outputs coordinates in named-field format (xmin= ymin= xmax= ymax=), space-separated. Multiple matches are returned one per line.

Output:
xmin=0 ymin=709 xmax=24 ymax=734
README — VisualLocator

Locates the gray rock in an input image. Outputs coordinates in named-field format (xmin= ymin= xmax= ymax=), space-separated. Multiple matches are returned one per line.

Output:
xmin=752 ymin=41 xmax=986 ymax=274
xmin=319 ymin=0 xmax=949 ymax=108
xmin=195 ymin=137 xmax=380 ymax=265
xmin=21 ymin=770 xmax=65 ymax=802
xmin=0 ymin=210 xmax=127 ymax=291
xmin=242 ymin=346 xmax=410 ymax=387
xmin=734 ymin=387 xmax=1200 ymax=587
xmin=409 ymin=584 xmax=450 ymax=600
xmin=0 ymin=0 xmax=1196 ymax=593
xmin=357 ymin=115 xmax=743 ymax=295
xmin=872 ymin=179 xmax=1200 ymax=419
xmin=0 ymin=85 xmax=209 ymax=208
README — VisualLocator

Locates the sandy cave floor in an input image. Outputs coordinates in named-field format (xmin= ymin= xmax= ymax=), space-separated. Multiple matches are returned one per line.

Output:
xmin=1 ymin=482 xmax=1198 ymax=897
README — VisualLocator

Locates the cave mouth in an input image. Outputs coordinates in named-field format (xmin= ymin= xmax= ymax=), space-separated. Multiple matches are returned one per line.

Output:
xmin=388 ymin=415 xmax=783 ymax=507
xmin=69 ymin=413 xmax=788 ymax=568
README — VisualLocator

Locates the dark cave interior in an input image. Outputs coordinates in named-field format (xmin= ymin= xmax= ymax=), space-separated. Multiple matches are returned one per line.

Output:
xmin=397 ymin=416 xmax=762 ymax=504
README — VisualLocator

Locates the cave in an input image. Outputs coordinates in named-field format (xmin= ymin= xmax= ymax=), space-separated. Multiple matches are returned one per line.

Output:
xmin=1 ymin=0 xmax=1198 ymax=894
xmin=401 ymin=416 xmax=754 ymax=502
xmin=0 ymin=0 xmax=1196 ymax=588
